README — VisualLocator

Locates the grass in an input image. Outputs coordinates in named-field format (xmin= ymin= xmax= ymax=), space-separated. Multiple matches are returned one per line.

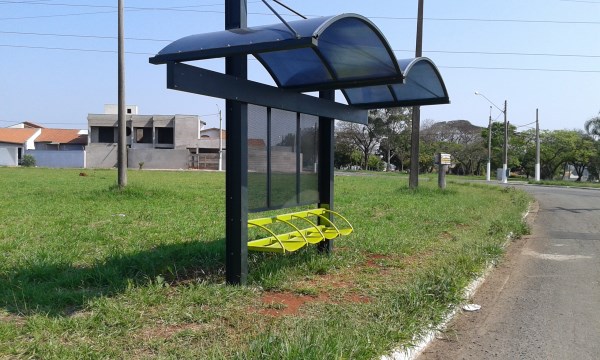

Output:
xmin=0 ymin=167 xmax=530 ymax=359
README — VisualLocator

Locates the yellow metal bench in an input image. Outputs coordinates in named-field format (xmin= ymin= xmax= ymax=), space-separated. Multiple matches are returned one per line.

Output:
xmin=247 ymin=208 xmax=353 ymax=253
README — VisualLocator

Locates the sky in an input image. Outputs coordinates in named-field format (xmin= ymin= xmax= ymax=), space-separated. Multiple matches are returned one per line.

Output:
xmin=1 ymin=0 xmax=598 ymax=133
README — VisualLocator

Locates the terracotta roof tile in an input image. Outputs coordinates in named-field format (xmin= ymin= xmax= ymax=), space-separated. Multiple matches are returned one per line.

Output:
xmin=36 ymin=129 xmax=87 ymax=145
xmin=0 ymin=128 xmax=39 ymax=144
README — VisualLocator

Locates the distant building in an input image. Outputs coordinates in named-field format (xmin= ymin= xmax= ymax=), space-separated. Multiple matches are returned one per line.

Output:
xmin=0 ymin=124 xmax=87 ymax=167
xmin=0 ymin=127 xmax=41 ymax=166
xmin=87 ymin=105 xmax=211 ymax=169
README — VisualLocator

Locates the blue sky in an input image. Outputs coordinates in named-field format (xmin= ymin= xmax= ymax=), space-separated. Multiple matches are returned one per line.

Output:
xmin=0 ymin=0 xmax=598 ymax=132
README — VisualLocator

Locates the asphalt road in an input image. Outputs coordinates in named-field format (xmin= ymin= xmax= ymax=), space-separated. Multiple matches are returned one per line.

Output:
xmin=419 ymin=185 xmax=600 ymax=360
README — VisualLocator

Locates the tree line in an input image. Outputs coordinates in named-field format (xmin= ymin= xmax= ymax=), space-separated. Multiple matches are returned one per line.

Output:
xmin=335 ymin=109 xmax=600 ymax=181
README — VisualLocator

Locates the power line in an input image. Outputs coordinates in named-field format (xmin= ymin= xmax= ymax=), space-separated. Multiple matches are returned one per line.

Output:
xmin=394 ymin=48 xmax=600 ymax=59
xmin=0 ymin=43 xmax=154 ymax=55
xmin=513 ymin=120 xmax=537 ymax=128
xmin=0 ymin=30 xmax=172 ymax=42
xmin=440 ymin=65 xmax=600 ymax=74
xmin=0 ymin=119 xmax=86 ymax=127
xmin=374 ymin=16 xmax=600 ymax=25
xmin=0 ymin=0 xmax=228 ymax=8
xmin=1 ymin=43 xmax=599 ymax=74
xmin=560 ymin=0 xmax=600 ymax=3
xmin=3 ymin=30 xmax=600 ymax=60
xmin=1 ymin=4 xmax=599 ymax=25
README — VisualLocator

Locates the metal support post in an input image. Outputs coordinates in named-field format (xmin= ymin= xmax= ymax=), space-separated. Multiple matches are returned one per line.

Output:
xmin=225 ymin=0 xmax=248 ymax=285
xmin=318 ymin=90 xmax=335 ymax=254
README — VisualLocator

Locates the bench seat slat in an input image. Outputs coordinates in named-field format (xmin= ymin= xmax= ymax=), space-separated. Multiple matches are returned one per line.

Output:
xmin=247 ymin=208 xmax=353 ymax=253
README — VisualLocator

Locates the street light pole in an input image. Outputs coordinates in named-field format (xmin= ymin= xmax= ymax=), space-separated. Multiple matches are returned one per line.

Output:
xmin=487 ymin=105 xmax=492 ymax=182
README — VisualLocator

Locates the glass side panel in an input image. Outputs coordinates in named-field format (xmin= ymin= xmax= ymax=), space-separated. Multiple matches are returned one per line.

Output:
xmin=270 ymin=108 xmax=298 ymax=209
xmin=248 ymin=105 xmax=269 ymax=211
xmin=344 ymin=85 xmax=395 ymax=105
xmin=258 ymin=48 xmax=332 ymax=88
xmin=299 ymin=114 xmax=319 ymax=205
xmin=318 ymin=17 xmax=397 ymax=80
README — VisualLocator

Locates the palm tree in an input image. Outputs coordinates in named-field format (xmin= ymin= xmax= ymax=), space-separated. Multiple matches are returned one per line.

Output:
xmin=584 ymin=115 xmax=600 ymax=138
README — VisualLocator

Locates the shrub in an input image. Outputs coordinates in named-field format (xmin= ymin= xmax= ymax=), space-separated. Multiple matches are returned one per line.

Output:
xmin=21 ymin=154 xmax=36 ymax=167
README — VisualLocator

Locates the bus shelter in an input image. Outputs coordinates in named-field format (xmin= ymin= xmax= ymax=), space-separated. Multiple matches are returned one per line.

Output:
xmin=150 ymin=7 xmax=449 ymax=285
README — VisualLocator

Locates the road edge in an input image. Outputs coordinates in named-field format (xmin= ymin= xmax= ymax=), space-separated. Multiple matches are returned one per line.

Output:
xmin=380 ymin=200 xmax=538 ymax=360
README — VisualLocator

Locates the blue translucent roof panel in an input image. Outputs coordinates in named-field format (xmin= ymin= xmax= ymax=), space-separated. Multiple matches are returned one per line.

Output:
xmin=150 ymin=14 xmax=449 ymax=109
xmin=257 ymin=48 xmax=333 ymax=88
xmin=344 ymin=58 xmax=449 ymax=108
xmin=315 ymin=17 xmax=398 ymax=81
xmin=392 ymin=58 xmax=449 ymax=105
xmin=344 ymin=86 xmax=395 ymax=105
xmin=150 ymin=14 xmax=402 ymax=91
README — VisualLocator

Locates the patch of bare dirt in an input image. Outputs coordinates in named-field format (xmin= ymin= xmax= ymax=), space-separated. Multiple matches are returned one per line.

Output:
xmin=136 ymin=321 xmax=214 ymax=340
xmin=259 ymin=292 xmax=330 ymax=316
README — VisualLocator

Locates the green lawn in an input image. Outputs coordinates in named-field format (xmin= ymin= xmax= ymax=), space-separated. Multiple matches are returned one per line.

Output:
xmin=0 ymin=168 xmax=530 ymax=359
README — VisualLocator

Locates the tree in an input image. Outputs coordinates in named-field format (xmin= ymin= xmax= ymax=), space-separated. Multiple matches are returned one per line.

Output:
xmin=570 ymin=131 xmax=597 ymax=181
xmin=371 ymin=108 xmax=412 ymax=171
xmin=335 ymin=121 xmax=378 ymax=170
xmin=335 ymin=108 xmax=412 ymax=171
xmin=511 ymin=128 xmax=537 ymax=179
xmin=538 ymin=130 xmax=579 ymax=180
xmin=587 ymin=140 xmax=600 ymax=182
xmin=421 ymin=120 xmax=486 ymax=175
xmin=584 ymin=115 xmax=600 ymax=139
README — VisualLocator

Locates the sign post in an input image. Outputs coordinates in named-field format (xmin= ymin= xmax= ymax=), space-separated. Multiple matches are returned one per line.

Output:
xmin=435 ymin=153 xmax=451 ymax=189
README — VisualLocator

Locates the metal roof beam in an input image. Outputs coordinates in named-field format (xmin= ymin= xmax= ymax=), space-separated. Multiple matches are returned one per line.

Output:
xmin=167 ymin=62 xmax=367 ymax=124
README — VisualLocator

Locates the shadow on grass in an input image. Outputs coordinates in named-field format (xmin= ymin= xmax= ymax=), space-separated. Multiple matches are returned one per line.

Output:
xmin=0 ymin=238 xmax=334 ymax=317
xmin=0 ymin=239 xmax=228 ymax=316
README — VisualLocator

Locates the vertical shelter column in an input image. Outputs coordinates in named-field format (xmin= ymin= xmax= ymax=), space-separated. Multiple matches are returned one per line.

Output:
xmin=318 ymin=90 xmax=335 ymax=253
xmin=225 ymin=0 xmax=248 ymax=285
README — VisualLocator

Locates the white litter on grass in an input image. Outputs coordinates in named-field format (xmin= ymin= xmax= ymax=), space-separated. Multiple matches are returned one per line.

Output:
xmin=462 ymin=304 xmax=481 ymax=312
xmin=112 ymin=214 xmax=126 ymax=217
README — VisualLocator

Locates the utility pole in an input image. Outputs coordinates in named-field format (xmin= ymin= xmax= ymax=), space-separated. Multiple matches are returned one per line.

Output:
xmin=535 ymin=108 xmax=540 ymax=181
xmin=409 ymin=0 xmax=424 ymax=189
xmin=487 ymin=106 xmax=492 ymax=182
xmin=217 ymin=105 xmax=223 ymax=171
xmin=502 ymin=100 xmax=508 ymax=184
xmin=117 ymin=0 xmax=127 ymax=188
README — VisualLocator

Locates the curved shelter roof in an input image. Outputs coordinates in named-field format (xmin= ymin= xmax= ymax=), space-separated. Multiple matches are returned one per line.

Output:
xmin=150 ymin=13 xmax=449 ymax=110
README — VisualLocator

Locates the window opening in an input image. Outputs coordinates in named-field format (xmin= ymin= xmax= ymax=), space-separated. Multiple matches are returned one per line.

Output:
xmin=98 ymin=126 xmax=115 ymax=143
xmin=156 ymin=127 xmax=174 ymax=144
xmin=135 ymin=127 xmax=153 ymax=143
